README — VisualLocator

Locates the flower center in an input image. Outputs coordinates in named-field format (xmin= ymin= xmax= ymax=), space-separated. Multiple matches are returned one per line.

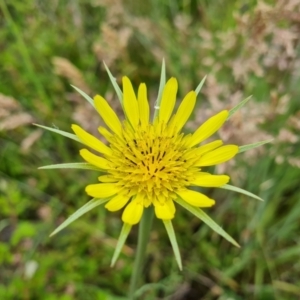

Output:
xmin=107 ymin=122 xmax=198 ymax=205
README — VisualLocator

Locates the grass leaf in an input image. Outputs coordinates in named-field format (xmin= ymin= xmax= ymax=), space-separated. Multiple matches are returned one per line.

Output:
xmin=33 ymin=124 xmax=80 ymax=142
xmin=50 ymin=198 xmax=109 ymax=237
xmin=103 ymin=62 xmax=123 ymax=105
xmin=111 ymin=223 xmax=132 ymax=267
xmin=219 ymin=184 xmax=263 ymax=201
xmin=71 ymin=85 xmax=95 ymax=107
xmin=162 ymin=220 xmax=182 ymax=270
xmin=195 ymin=75 xmax=207 ymax=96
xmin=238 ymin=139 xmax=273 ymax=153
xmin=39 ymin=162 xmax=103 ymax=171
xmin=227 ymin=95 xmax=252 ymax=119
xmin=154 ymin=59 xmax=166 ymax=120
xmin=175 ymin=198 xmax=240 ymax=247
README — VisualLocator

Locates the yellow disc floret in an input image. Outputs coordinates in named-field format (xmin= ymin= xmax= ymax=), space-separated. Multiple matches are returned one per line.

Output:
xmin=106 ymin=121 xmax=199 ymax=208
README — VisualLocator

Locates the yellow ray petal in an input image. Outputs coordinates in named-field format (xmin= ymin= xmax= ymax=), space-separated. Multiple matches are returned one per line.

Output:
xmin=122 ymin=76 xmax=139 ymax=128
xmin=172 ymin=91 xmax=196 ymax=133
xmin=176 ymin=189 xmax=215 ymax=207
xmin=98 ymin=175 xmax=117 ymax=183
xmin=72 ymin=124 xmax=111 ymax=156
xmin=80 ymin=149 xmax=110 ymax=169
xmin=138 ymin=83 xmax=149 ymax=126
xmin=189 ymin=110 xmax=228 ymax=147
xmin=98 ymin=126 xmax=113 ymax=142
xmin=195 ymin=145 xmax=239 ymax=166
xmin=196 ymin=140 xmax=223 ymax=156
xmin=165 ymin=114 xmax=176 ymax=136
xmin=105 ymin=193 xmax=131 ymax=212
xmin=181 ymin=133 xmax=192 ymax=146
xmin=182 ymin=140 xmax=223 ymax=161
xmin=191 ymin=173 xmax=230 ymax=187
xmin=94 ymin=95 xmax=122 ymax=135
xmin=154 ymin=200 xmax=175 ymax=220
xmin=122 ymin=199 xmax=144 ymax=225
xmin=85 ymin=183 xmax=120 ymax=198
xmin=159 ymin=77 xmax=178 ymax=124
xmin=166 ymin=199 xmax=176 ymax=215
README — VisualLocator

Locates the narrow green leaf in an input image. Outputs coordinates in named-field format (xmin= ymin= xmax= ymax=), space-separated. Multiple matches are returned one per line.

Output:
xmin=39 ymin=162 xmax=103 ymax=171
xmin=50 ymin=198 xmax=109 ymax=237
xmin=34 ymin=124 xmax=80 ymax=143
xmin=103 ymin=62 xmax=123 ymax=105
xmin=195 ymin=75 xmax=207 ymax=96
xmin=71 ymin=85 xmax=94 ymax=107
xmin=153 ymin=59 xmax=166 ymax=120
xmin=227 ymin=95 xmax=252 ymax=119
xmin=156 ymin=58 xmax=166 ymax=104
xmin=163 ymin=220 xmax=182 ymax=270
xmin=175 ymin=198 xmax=240 ymax=247
xmin=220 ymin=184 xmax=263 ymax=201
xmin=238 ymin=139 xmax=273 ymax=153
xmin=111 ymin=223 xmax=132 ymax=267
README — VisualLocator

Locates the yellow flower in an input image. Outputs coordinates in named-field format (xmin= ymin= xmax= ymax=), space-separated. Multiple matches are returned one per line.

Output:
xmin=38 ymin=64 xmax=269 ymax=269
xmin=72 ymin=76 xmax=238 ymax=225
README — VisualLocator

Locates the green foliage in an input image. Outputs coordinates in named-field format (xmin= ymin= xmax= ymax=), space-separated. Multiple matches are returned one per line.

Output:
xmin=162 ymin=220 xmax=182 ymax=270
xmin=1 ymin=0 xmax=300 ymax=299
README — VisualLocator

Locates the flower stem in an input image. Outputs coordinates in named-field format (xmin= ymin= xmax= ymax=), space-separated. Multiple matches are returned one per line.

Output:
xmin=128 ymin=207 xmax=154 ymax=299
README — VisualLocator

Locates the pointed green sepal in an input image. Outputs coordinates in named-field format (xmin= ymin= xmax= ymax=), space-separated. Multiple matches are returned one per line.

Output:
xmin=111 ymin=223 xmax=132 ymax=267
xmin=154 ymin=59 xmax=166 ymax=120
xmin=238 ymin=139 xmax=273 ymax=153
xmin=50 ymin=198 xmax=109 ymax=237
xmin=103 ymin=62 xmax=123 ymax=105
xmin=175 ymin=198 xmax=240 ymax=247
xmin=33 ymin=124 xmax=80 ymax=143
xmin=227 ymin=95 xmax=252 ymax=119
xmin=39 ymin=162 xmax=103 ymax=171
xmin=163 ymin=220 xmax=182 ymax=270
xmin=71 ymin=85 xmax=94 ymax=107
xmin=195 ymin=75 xmax=207 ymax=96
xmin=156 ymin=59 xmax=166 ymax=105
xmin=219 ymin=184 xmax=263 ymax=201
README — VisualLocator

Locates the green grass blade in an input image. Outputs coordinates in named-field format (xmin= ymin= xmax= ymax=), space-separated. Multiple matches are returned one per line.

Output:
xmin=162 ymin=220 xmax=182 ymax=270
xmin=195 ymin=75 xmax=207 ymax=96
xmin=273 ymin=280 xmax=300 ymax=296
xmin=220 ymin=184 xmax=263 ymax=201
xmin=0 ymin=0 xmax=50 ymax=107
xmin=103 ymin=62 xmax=123 ymax=105
xmin=175 ymin=198 xmax=240 ymax=247
xmin=227 ymin=95 xmax=252 ymax=119
xmin=39 ymin=162 xmax=103 ymax=171
xmin=154 ymin=59 xmax=166 ymax=120
xmin=111 ymin=223 xmax=132 ymax=267
xmin=50 ymin=198 xmax=109 ymax=237
xmin=238 ymin=139 xmax=273 ymax=153
xmin=71 ymin=85 xmax=94 ymax=107
xmin=34 ymin=124 xmax=80 ymax=142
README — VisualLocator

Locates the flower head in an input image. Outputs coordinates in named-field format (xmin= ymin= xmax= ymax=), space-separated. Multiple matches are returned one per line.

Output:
xmin=73 ymin=76 xmax=238 ymax=225
xmin=38 ymin=63 xmax=268 ymax=269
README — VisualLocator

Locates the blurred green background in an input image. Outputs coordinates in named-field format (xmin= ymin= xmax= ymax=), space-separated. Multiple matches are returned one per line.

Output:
xmin=1 ymin=0 xmax=300 ymax=299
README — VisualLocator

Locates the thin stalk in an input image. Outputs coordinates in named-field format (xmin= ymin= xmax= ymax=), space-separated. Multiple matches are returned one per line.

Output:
xmin=128 ymin=207 xmax=154 ymax=299
xmin=128 ymin=60 xmax=164 ymax=298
